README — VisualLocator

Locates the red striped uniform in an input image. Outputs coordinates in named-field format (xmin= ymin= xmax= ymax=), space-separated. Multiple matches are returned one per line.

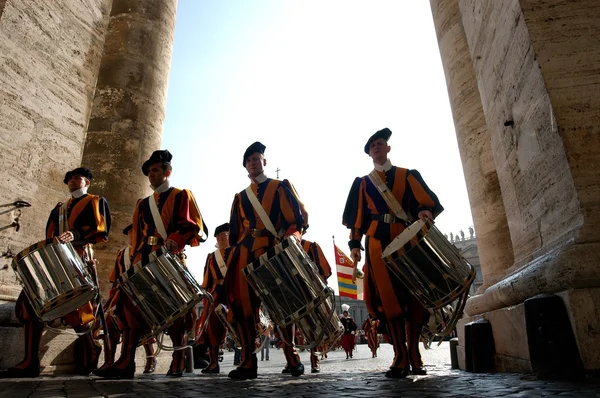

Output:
xmin=343 ymin=166 xmax=442 ymax=373
xmin=196 ymin=248 xmax=229 ymax=371
xmin=301 ymin=239 xmax=332 ymax=371
xmin=225 ymin=178 xmax=305 ymax=372
xmin=15 ymin=193 xmax=111 ymax=375
xmin=109 ymin=186 xmax=206 ymax=376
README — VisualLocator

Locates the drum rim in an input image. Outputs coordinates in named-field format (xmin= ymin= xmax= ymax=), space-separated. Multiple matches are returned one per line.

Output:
xmin=12 ymin=238 xmax=75 ymax=266
xmin=381 ymin=219 xmax=429 ymax=259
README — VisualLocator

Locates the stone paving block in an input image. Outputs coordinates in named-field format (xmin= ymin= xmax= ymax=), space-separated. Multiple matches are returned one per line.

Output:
xmin=1 ymin=344 xmax=600 ymax=397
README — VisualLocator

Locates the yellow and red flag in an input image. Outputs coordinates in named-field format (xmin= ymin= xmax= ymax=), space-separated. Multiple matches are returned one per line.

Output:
xmin=334 ymin=242 xmax=363 ymax=300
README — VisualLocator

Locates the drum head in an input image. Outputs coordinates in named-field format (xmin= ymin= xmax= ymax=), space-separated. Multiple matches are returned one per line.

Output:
xmin=382 ymin=219 xmax=427 ymax=258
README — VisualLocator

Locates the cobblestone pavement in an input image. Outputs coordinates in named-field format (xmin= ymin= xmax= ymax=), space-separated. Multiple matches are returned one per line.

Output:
xmin=1 ymin=343 xmax=599 ymax=397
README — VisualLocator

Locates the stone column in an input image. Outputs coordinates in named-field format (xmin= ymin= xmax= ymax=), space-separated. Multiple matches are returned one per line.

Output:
xmin=0 ymin=0 xmax=112 ymax=372
xmin=457 ymin=0 xmax=600 ymax=316
xmin=81 ymin=0 xmax=177 ymax=296
xmin=519 ymin=0 xmax=600 ymax=244
xmin=429 ymin=0 xmax=514 ymax=293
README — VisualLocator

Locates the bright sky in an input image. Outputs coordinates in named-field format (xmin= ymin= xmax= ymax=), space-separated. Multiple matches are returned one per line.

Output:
xmin=161 ymin=1 xmax=474 ymax=292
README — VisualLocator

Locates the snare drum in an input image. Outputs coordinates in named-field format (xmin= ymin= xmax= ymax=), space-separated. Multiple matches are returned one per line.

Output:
xmin=382 ymin=219 xmax=475 ymax=337
xmin=11 ymin=239 xmax=97 ymax=322
xmin=243 ymin=236 xmax=343 ymax=350
xmin=117 ymin=247 xmax=212 ymax=346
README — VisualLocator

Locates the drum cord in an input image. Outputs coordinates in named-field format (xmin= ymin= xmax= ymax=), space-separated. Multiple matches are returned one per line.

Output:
xmin=43 ymin=300 xmax=103 ymax=337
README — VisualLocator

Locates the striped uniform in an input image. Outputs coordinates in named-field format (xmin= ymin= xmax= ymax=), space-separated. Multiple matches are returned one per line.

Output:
xmin=225 ymin=178 xmax=305 ymax=372
xmin=342 ymin=166 xmax=442 ymax=372
xmin=15 ymin=194 xmax=111 ymax=374
xmin=363 ymin=318 xmax=380 ymax=357
xmin=197 ymin=247 xmax=230 ymax=371
xmin=112 ymin=187 xmax=206 ymax=375
xmin=301 ymin=239 xmax=332 ymax=371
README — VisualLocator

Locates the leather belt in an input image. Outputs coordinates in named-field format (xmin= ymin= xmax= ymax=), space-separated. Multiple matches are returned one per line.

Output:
xmin=244 ymin=228 xmax=272 ymax=238
xmin=146 ymin=236 xmax=164 ymax=246
xmin=371 ymin=214 xmax=404 ymax=224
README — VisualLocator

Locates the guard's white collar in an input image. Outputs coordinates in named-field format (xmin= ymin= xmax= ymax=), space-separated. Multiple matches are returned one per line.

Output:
xmin=249 ymin=172 xmax=267 ymax=184
xmin=373 ymin=159 xmax=392 ymax=172
xmin=71 ymin=187 xmax=88 ymax=199
xmin=151 ymin=180 xmax=171 ymax=193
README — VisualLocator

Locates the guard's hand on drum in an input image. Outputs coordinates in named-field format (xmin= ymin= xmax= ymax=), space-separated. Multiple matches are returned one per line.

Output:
xmin=165 ymin=238 xmax=179 ymax=253
xmin=57 ymin=231 xmax=75 ymax=243
xmin=418 ymin=210 xmax=433 ymax=221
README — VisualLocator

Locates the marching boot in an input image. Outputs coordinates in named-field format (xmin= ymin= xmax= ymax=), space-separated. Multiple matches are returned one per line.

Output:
xmin=385 ymin=367 xmax=410 ymax=379
xmin=228 ymin=320 xmax=258 ymax=380
xmin=166 ymin=322 xmax=186 ymax=377
xmin=228 ymin=353 xmax=257 ymax=380
xmin=76 ymin=333 xmax=102 ymax=376
xmin=94 ymin=329 xmax=137 ymax=379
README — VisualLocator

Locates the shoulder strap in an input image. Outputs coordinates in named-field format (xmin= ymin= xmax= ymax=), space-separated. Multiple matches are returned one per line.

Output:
xmin=59 ymin=201 xmax=69 ymax=234
xmin=124 ymin=246 xmax=131 ymax=268
xmin=214 ymin=249 xmax=228 ymax=278
xmin=245 ymin=186 xmax=278 ymax=237
xmin=148 ymin=194 xmax=168 ymax=239
xmin=367 ymin=170 xmax=409 ymax=222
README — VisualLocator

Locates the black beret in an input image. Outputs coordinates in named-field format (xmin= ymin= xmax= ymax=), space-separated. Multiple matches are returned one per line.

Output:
xmin=243 ymin=141 xmax=266 ymax=167
xmin=214 ymin=223 xmax=230 ymax=237
xmin=364 ymin=128 xmax=392 ymax=154
xmin=122 ymin=224 xmax=133 ymax=235
xmin=63 ymin=167 xmax=93 ymax=184
xmin=142 ymin=149 xmax=173 ymax=176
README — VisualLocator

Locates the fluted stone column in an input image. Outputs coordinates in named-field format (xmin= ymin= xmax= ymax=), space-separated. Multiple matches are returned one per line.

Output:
xmin=81 ymin=0 xmax=177 ymax=296
xmin=437 ymin=0 xmax=600 ymax=370
xmin=429 ymin=0 xmax=514 ymax=293
xmin=0 ymin=0 xmax=113 ymax=372
xmin=457 ymin=0 xmax=600 ymax=315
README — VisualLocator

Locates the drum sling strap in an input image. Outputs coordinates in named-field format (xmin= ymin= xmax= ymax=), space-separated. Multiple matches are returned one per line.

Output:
xmin=245 ymin=186 xmax=279 ymax=238
xmin=59 ymin=201 xmax=69 ymax=234
xmin=367 ymin=170 xmax=409 ymax=223
xmin=214 ymin=249 xmax=227 ymax=281
xmin=148 ymin=193 xmax=169 ymax=241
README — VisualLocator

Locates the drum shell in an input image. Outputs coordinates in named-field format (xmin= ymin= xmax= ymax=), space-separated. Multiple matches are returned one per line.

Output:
xmin=382 ymin=220 xmax=475 ymax=310
xmin=243 ymin=237 xmax=343 ymax=349
xmin=117 ymin=248 xmax=208 ymax=345
xmin=11 ymin=239 xmax=97 ymax=322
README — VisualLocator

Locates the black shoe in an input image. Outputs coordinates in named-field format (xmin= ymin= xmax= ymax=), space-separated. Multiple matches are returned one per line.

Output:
xmin=385 ymin=368 xmax=409 ymax=379
xmin=289 ymin=363 xmax=304 ymax=377
xmin=0 ymin=364 xmax=40 ymax=379
xmin=412 ymin=367 xmax=427 ymax=375
xmin=311 ymin=367 xmax=320 ymax=373
xmin=166 ymin=368 xmax=184 ymax=377
xmin=228 ymin=367 xmax=257 ymax=380
xmin=201 ymin=366 xmax=220 ymax=374
xmin=94 ymin=363 xmax=135 ymax=379
xmin=281 ymin=366 xmax=290 ymax=374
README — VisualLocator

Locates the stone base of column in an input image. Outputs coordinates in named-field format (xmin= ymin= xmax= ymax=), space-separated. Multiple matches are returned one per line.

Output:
xmin=455 ymin=287 xmax=600 ymax=373
xmin=0 ymin=300 xmax=180 ymax=375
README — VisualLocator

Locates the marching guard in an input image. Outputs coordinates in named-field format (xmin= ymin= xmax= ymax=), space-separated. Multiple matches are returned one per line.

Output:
xmin=342 ymin=128 xmax=443 ymax=378
xmin=0 ymin=167 xmax=111 ymax=378
xmin=95 ymin=150 xmax=207 ymax=379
